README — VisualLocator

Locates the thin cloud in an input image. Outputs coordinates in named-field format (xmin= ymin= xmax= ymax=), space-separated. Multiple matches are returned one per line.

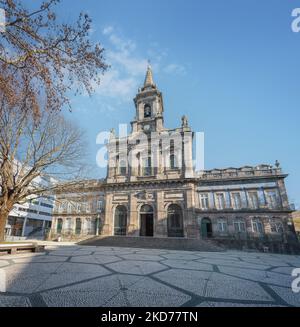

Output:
xmin=164 ymin=63 xmax=187 ymax=75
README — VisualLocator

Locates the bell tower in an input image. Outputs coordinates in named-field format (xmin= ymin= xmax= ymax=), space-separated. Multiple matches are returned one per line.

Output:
xmin=131 ymin=65 xmax=164 ymax=133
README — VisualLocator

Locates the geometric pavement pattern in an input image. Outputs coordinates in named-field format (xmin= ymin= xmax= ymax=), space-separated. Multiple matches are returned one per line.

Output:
xmin=0 ymin=245 xmax=300 ymax=307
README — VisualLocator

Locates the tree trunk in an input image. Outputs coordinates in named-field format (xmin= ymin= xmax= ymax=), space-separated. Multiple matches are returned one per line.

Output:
xmin=0 ymin=208 xmax=10 ymax=242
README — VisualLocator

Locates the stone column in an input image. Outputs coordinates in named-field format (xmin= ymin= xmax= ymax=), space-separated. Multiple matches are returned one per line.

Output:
xmin=103 ymin=193 xmax=113 ymax=235
xmin=128 ymin=193 xmax=139 ymax=236
xmin=185 ymin=184 xmax=198 ymax=238
xmin=277 ymin=179 xmax=289 ymax=209
xmin=156 ymin=191 xmax=166 ymax=237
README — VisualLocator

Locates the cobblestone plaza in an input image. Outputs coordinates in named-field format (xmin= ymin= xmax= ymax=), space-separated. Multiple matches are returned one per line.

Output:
xmin=0 ymin=244 xmax=299 ymax=307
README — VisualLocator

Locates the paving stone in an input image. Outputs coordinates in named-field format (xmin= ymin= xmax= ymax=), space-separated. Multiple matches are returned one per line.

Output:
xmin=42 ymin=274 xmax=190 ymax=307
xmin=161 ymin=260 xmax=213 ymax=271
xmin=269 ymin=285 xmax=300 ymax=306
xmin=13 ymin=255 xmax=68 ymax=264
xmin=198 ymin=258 xmax=271 ymax=270
xmin=0 ymin=295 xmax=31 ymax=307
xmin=218 ymin=266 xmax=292 ymax=287
xmin=4 ymin=273 xmax=51 ymax=294
xmin=120 ymin=254 xmax=164 ymax=261
xmin=48 ymin=251 xmax=76 ymax=257
xmin=36 ymin=271 xmax=110 ymax=292
xmin=106 ymin=260 xmax=167 ymax=275
xmin=197 ymin=301 xmax=284 ymax=307
xmin=41 ymin=274 xmax=146 ymax=306
xmin=154 ymin=269 xmax=209 ymax=296
xmin=271 ymin=267 xmax=295 ymax=275
xmin=205 ymin=273 xmax=274 ymax=302
xmin=70 ymin=254 xmax=121 ymax=264
xmin=154 ymin=269 xmax=273 ymax=302
xmin=161 ymin=253 xmax=199 ymax=261
xmin=54 ymin=262 xmax=110 ymax=274
xmin=1 ymin=245 xmax=299 ymax=307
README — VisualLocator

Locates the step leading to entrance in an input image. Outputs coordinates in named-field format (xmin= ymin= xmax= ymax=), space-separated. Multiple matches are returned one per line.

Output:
xmin=78 ymin=236 xmax=225 ymax=252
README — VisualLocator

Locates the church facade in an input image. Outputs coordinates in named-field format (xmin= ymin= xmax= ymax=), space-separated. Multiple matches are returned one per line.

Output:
xmin=51 ymin=66 xmax=298 ymax=252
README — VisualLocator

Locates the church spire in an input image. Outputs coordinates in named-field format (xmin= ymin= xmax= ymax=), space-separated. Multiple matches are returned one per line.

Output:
xmin=144 ymin=62 xmax=154 ymax=87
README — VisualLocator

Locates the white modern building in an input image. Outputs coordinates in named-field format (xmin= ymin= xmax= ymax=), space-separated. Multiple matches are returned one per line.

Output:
xmin=5 ymin=176 xmax=55 ymax=240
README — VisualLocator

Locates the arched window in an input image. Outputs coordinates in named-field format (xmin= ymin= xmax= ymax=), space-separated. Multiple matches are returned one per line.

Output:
xmin=57 ymin=218 xmax=63 ymax=234
xmin=144 ymin=104 xmax=151 ymax=118
xmin=114 ymin=205 xmax=127 ymax=236
xmin=75 ymin=218 xmax=81 ymax=235
xmin=167 ymin=204 xmax=184 ymax=237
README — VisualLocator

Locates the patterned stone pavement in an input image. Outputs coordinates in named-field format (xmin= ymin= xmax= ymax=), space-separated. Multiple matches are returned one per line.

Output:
xmin=0 ymin=245 xmax=300 ymax=307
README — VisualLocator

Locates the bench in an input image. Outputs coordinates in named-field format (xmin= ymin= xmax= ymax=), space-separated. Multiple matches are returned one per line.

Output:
xmin=0 ymin=243 xmax=45 ymax=255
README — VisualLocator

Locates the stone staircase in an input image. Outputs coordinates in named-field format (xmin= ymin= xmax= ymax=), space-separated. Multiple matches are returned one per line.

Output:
xmin=78 ymin=236 xmax=225 ymax=252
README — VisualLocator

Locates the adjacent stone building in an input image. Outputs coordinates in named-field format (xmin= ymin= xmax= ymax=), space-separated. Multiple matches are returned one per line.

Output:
xmin=51 ymin=66 xmax=298 ymax=251
xmin=51 ymin=180 xmax=104 ymax=240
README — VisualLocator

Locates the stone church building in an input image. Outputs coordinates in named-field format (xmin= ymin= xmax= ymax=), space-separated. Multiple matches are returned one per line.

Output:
xmin=51 ymin=66 xmax=298 ymax=251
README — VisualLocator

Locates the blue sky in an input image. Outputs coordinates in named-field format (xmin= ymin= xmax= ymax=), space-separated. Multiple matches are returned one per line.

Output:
xmin=56 ymin=0 xmax=300 ymax=208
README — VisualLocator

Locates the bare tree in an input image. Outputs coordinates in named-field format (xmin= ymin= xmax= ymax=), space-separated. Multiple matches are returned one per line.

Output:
xmin=0 ymin=0 xmax=109 ymax=240
xmin=0 ymin=99 xmax=87 ymax=241
xmin=0 ymin=0 xmax=107 ymax=115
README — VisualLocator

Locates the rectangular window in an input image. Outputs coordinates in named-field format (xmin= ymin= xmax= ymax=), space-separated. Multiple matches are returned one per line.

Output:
xmin=143 ymin=157 xmax=152 ymax=176
xmin=217 ymin=220 xmax=227 ymax=232
xmin=249 ymin=192 xmax=259 ymax=209
xmin=267 ymin=191 xmax=278 ymax=209
xmin=234 ymin=220 xmax=246 ymax=232
xmin=97 ymin=200 xmax=103 ymax=211
xmin=232 ymin=193 xmax=242 ymax=210
xmin=270 ymin=219 xmax=283 ymax=233
xmin=77 ymin=203 xmax=81 ymax=213
xmin=252 ymin=219 xmax=264 ymax=234
xmin=216 ymin=193 xmax=225 ymax=210
xmin=200 ymin=194 xmax=209 ymax=210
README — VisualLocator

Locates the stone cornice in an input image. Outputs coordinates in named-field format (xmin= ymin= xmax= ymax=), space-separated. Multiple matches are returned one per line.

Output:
xmin=195 ymin=208 xmax=293 ymax=214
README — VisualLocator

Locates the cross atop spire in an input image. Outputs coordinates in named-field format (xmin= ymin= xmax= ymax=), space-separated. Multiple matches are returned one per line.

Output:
xmin=144 ymin=61 xmax=155 ymax=87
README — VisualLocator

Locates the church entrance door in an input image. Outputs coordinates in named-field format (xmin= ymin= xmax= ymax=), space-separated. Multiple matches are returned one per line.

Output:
xmin=140 ymin=205 xmax=154 ymax=237
xmin=140 ymin=214 xmax=154 ymax=237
